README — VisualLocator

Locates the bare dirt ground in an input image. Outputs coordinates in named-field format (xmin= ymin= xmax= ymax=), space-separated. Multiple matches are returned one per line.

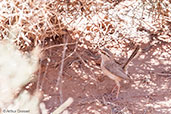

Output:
xmin=28 ymin=35 xmax=171 ymax=114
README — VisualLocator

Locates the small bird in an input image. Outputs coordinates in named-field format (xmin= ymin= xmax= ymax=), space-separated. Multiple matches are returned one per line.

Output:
xmin=100 ymin=46 xmax=140 ymax=98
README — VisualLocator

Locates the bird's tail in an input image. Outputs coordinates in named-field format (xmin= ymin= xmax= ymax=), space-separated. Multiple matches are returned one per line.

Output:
xmin=122 ymin=45 xmax=140 ymax=70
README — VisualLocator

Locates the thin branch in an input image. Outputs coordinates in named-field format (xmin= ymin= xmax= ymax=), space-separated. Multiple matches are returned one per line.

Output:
xmin=43 ymin=42 xmax=76 ymax=51
xmin=56 ymin=34 xmax=68 ymax=104
xmin=53 ymin=97 xmax=74 ymax=114
xmin=54 ymin=40 xmax=78 ymax=68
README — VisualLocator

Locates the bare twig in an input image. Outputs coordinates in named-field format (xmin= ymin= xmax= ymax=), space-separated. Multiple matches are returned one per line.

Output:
xmin=53 ymin=97 xmax=74 ymax=114
xmin=43 ymin=42 xmax=77 ymax=51
xmin=54 ymin=40 xmax=78 ymax=68
xmin=76 ymin=52 xmax=90 ymax=68
xmin=36 ymin=60 xmax=42 ymax=91
xmin=56 ymin=34 xmax=68 ymax=104
xmin=157 ymin=73 xmax=171 ymax=77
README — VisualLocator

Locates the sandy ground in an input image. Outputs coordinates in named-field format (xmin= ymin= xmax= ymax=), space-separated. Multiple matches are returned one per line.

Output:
xmin=28 ymin=36 xmax=171 ymax=114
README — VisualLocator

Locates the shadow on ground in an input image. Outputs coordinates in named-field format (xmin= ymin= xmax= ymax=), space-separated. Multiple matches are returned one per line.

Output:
xmin=27 ymin=35 xmax=171 ymax=114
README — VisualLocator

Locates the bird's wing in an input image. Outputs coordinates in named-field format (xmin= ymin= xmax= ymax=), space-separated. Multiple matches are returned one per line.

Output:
xmin=104 ymin=60 xmax=130 ymax=80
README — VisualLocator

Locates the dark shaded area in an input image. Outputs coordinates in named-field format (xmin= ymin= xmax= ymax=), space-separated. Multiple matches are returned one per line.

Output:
xmin=24 ymin=31 xmax=171 ymax=113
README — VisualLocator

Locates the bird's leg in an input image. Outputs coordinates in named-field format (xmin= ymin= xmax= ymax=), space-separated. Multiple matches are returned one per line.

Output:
xmin=111 ymin=85 xmax=117 ymax=93
xmin=115 ymin=81 xmax=120 ymax=99
xmin=111 ymin=81 xmax=121 ymax=99
xmin=116 ymin=84 xmax=120 ymax=99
